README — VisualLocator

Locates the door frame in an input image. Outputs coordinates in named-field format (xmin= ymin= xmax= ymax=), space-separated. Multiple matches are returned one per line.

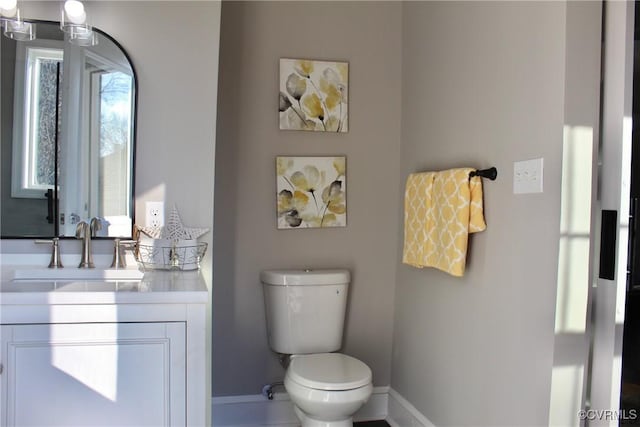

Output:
xmin=587 ymin=1 xmax=635 ymax=424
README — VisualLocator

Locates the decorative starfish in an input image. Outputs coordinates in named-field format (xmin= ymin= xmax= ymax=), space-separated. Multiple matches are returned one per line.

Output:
xmin=163 ymin=204 xmax=209 ymax=241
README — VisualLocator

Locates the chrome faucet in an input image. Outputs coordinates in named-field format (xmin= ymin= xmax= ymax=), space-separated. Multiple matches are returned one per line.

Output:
xmin=110 ymin=238 xmax=136 ymax=269
xmin=75 ymin=218 xmax=102 ymax=268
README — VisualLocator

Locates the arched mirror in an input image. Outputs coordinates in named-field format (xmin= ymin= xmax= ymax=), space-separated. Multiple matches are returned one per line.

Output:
xmin=1 ymin=20 xmax=136 ymax=238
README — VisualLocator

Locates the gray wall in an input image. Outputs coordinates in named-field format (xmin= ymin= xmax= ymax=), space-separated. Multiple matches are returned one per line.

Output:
xmin=392 ymin=2 xmax=601 ymax=425
xmin=213 ymin=1 xmax=402 ymax=396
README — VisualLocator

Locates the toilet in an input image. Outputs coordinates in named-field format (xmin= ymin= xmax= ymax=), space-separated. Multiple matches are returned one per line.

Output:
xmin=261 ymin=269 xmax=373 ymax=427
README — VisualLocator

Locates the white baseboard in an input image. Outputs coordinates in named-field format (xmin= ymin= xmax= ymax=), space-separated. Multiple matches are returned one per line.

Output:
xmin=211 ymin=386 xmax=389 ymax=427
xmin=358 ymin=386 xmax=389 ymax=422
xmin=386 ymin=388 xmax=434 ymax=427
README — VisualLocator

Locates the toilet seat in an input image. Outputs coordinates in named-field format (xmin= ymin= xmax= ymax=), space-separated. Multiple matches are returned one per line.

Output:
xmin=287 ymin=353 xmax=372 ymax=391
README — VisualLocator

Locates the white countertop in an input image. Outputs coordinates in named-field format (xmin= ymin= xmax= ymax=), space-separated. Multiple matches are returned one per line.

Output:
xmin=0 ymin=254 xmax=208 ymax=306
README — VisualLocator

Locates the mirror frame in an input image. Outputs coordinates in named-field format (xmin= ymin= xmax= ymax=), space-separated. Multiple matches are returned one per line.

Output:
xmin=1 ymin=19 xmax=138 ymax=240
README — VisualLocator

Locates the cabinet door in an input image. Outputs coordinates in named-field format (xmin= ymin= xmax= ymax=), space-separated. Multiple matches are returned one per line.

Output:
xmin=1 ymin=322 xmax=186 ymax=426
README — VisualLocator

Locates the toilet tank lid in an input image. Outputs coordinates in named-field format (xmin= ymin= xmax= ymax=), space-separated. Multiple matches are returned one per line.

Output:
xmin=260 ymin=269 xmax=350 ymax=286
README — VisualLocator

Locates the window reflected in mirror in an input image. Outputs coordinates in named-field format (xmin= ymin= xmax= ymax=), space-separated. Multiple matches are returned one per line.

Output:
xmin=93 ymin=68 xmax=133 ymax=236
xmin=11 ymin=42 xmax=62 ymax=199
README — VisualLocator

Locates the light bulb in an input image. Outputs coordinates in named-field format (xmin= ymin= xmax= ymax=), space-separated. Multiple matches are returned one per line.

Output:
xmin=0 ymin=0 xmax=17 ymax=18
xmin=64 ymin=0 xmax=86 ymax=25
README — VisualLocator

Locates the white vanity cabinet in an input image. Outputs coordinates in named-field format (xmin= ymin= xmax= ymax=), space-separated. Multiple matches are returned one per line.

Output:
xmin=1 ymin=322 xmax=186 ymax=426
xmin=0 ymin=270 xmax=208 ymax=427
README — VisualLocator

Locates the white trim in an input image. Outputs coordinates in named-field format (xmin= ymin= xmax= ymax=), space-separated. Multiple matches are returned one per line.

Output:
xmin=386 ymin=388 xmax=435 ymax=427
xmin=11 ymin=40 xmax=64 ymax=200
xmin=85 ymin=50 xmax=130 ymax=75
xmin=588 ymin=2 xmax=635 ymax=424
xmin=211 ymin=386 xmax=389 ymax=427
xmin=359 ymin=385 xmax=389 ymax=422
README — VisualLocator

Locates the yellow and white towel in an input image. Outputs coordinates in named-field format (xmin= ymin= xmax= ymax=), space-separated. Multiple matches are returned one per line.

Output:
xmin=402 ymin=168 xmax=486 ymax=277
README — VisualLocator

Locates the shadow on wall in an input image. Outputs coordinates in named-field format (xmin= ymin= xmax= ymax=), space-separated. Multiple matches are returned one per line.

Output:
xmin=212 ymin=1 xmax=272 ymax=396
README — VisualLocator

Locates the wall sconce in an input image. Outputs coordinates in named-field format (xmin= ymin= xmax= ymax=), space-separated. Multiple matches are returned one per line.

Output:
xmin=0 ymin=0 xmax=97 ymax=46
xmin=0 ymin=0 xmax=36 ymax=41
xmin=60 ymin=0 xmax=97 ymax=46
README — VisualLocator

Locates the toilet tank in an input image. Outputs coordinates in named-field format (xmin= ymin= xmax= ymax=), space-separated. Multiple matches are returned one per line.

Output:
xmin=261 ymin=269 xmax=350 ymax=355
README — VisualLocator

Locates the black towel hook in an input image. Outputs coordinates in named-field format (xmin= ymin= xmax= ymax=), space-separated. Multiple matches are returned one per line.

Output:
xmin=469 ymin=167 xmax=497 ymax=181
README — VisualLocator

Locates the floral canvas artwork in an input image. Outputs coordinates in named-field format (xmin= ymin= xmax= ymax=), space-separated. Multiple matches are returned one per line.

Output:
xmin=276 ymin=156 xmax=347 ymax=229
xmin=279 ymin=58 xmax=348 ymax=132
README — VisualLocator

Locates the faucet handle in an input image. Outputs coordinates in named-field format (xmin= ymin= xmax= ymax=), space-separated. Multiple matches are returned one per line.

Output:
xmin=90 ymin=217 xmax=103 ymax=237
xmin=35 ymin=238 xmax=64 ymax=269
xmin=110 ymin=239 xmax=137 ymax=269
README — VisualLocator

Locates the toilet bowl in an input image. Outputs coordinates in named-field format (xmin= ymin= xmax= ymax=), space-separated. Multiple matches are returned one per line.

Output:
xmin=284 ymin=353 xmax=373 ymax=427
xmin=260 ymin=269 xmax=373 ymax=427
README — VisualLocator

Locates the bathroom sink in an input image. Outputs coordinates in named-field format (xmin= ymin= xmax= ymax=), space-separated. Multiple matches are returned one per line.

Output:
xmin=12 ymin=267 xmax=144 ymax=281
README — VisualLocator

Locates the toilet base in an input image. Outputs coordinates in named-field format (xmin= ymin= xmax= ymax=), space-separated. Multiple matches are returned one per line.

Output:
xmin=285 ymin=376 xmax=372 ymax=427
xmin=294 ymin=406 xmax=353 ymax=427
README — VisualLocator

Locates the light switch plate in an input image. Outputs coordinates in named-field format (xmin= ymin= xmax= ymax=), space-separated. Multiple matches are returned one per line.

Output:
xmin=514 ymin=158 xmax=544 ymax=194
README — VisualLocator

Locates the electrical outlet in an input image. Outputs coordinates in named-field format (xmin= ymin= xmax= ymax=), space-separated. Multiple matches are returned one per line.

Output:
xmin=145 ymin=201 xmax=164 ymax=227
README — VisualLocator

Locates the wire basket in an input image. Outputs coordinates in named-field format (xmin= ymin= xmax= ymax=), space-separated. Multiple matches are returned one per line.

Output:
xmin=135 ymin=242 xmax=207 ymax=271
